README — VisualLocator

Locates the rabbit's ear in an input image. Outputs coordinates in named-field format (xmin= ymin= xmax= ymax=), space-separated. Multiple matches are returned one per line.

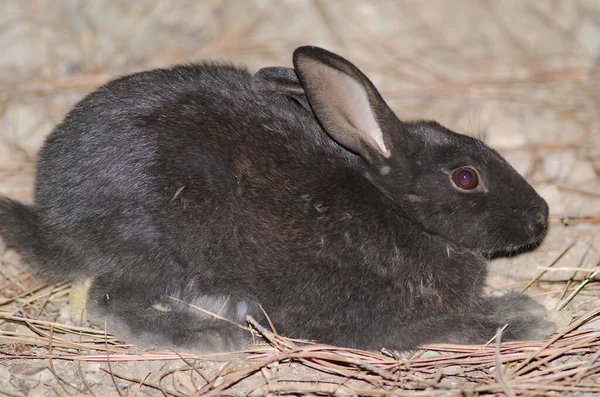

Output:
xmin=293 ymin=46 xmax=393 ymax=159
xmin=252 ymin=67 xmax=311 ymax=111
xmin=252 ymin=67 xmax=303 ymax=94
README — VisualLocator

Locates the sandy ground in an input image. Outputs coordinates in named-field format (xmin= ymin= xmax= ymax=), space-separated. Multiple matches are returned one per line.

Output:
xmin=0 ymin=1 xmax=599 ymax=396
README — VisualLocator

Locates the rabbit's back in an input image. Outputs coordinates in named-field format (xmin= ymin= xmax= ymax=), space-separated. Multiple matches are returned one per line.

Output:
xmin=33 ymin=63 xmax=357 ymax=283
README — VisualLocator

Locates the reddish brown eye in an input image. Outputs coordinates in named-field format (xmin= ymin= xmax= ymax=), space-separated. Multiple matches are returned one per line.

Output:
xmin=451 ymin=167 xmax=479 ymax=190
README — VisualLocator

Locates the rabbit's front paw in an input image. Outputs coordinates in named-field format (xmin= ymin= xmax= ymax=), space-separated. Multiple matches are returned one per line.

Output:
xmin=484 ymin=291 xmax=547 ymax=319
xmin=482 ymin=292 xmax=556 ymax=341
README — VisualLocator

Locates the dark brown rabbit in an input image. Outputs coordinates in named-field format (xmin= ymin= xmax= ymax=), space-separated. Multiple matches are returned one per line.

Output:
xmin=0 ymin=46 xmax=555 ymax=352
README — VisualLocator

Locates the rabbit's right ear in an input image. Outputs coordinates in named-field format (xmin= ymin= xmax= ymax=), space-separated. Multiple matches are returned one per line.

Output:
xmin=252 ymin=67 xmax=311 ymax=111
xmin=293 ymin=46 xmax=395 ymax=161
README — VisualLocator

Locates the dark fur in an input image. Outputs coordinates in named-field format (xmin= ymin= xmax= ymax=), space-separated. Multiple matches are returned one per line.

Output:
xmin=0 ymin=46 xmax=554 ymax=352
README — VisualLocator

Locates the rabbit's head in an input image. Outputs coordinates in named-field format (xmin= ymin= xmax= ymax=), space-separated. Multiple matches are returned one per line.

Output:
xmin=255 ymin=46 xmax=549 ymax=256
xmin=375 ymin=120 xmax=549 ymax=256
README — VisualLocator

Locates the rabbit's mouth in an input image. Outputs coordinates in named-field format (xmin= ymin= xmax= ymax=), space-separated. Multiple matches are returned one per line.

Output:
xmin=482 ymin=225 xmax=548 ymax=259
xmin=481 ymin=199 xmax=550 ymax=258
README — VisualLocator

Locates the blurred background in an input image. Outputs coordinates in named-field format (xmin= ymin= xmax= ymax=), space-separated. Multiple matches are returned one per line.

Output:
xmin=1 ymin=1 xmax=599 ymax=202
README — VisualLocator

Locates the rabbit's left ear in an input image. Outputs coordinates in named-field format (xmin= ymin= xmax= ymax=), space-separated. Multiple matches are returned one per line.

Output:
xmin=293 ymin=46 xmax=395 ymax=160
xmin=252 ymin=67 xmax=311 ymax=111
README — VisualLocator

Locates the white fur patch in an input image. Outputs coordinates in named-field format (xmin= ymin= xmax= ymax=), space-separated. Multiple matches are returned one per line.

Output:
xmin=371 ymin=128 xmax=390 ymax=157
xmin=152 ymin=302 xmax=171 ymax=312
xmin=187 ymin=295 xmax=251 ymax=322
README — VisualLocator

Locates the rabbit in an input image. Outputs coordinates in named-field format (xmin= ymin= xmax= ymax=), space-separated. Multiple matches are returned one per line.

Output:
xmin=0 ymin=46 xmax=556 ymax=352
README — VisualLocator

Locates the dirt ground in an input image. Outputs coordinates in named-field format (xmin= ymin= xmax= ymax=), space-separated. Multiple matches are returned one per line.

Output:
xmin=0 ymin=1 xmax=599 ymax=396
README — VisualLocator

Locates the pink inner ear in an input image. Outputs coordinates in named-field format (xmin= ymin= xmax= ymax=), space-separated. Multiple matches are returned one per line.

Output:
xmin=320 ymin=68 xmax=389 ymax=157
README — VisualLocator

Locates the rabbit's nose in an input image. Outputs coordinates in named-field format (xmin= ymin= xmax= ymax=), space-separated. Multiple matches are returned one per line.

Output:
xmin=529 ymin=216 xmax=548 ymax=236
xmin=512 ymin=200 xmax=549 ymax=221
xmin=512 ymin=203 xmax=548 ymax=237
xmin=532 ymin=200 xmax=550 ymax=225
xmin=526 ymin=207 xmax=549 ymax=237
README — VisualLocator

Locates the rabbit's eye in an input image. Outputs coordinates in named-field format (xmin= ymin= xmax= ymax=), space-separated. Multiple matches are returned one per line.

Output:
xmin=451 ymin=167 xmax=479 ymax=190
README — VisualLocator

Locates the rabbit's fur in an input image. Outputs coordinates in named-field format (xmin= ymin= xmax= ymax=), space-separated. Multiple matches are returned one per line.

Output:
xmin=0 ymin=46 xmax=555 ymax=352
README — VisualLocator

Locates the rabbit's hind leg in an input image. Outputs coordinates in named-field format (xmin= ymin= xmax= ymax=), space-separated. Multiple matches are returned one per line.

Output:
xmin=86 ymin=275 xmax=251 ymax=353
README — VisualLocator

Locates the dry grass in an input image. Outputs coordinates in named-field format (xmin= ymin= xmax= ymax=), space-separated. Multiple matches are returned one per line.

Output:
xmin=1 ymin=0 xmax=599 ymax=395
xmin=0 ymin=266 xmax=599 ymax=395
